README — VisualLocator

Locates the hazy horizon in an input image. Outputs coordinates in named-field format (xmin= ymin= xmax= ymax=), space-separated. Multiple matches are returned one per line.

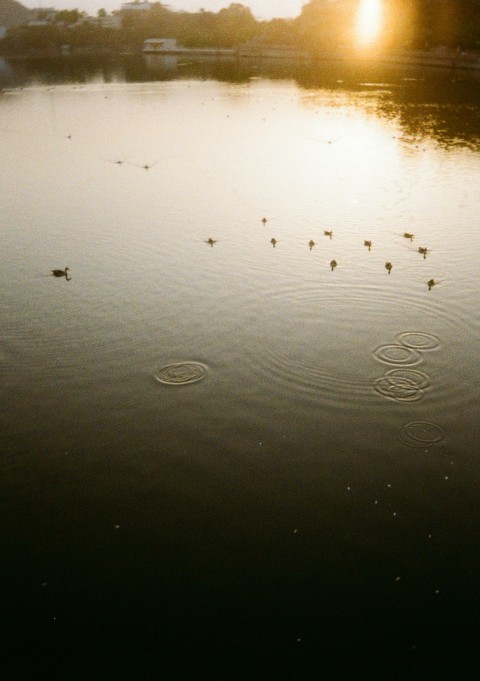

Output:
xmin=21 ymin=0 xmax=305 ymax=20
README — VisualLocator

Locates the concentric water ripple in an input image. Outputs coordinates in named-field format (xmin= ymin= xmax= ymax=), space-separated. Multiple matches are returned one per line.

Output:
xmin=397 ymin=331 xmax=441 ymax=351
xmin=154 ymin=362 xmax=207 ymax=385
xmin=373 ymin=344 xmax=422 ymax=366
xmin=398 ymin=421 xmax=446 ymax=447
xmin=373 ymin=368 xmax=430 ymax=402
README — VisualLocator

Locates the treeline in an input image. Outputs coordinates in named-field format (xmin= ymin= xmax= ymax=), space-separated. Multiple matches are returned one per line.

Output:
xmin=1 ymin=1 xmax=480 ymax=56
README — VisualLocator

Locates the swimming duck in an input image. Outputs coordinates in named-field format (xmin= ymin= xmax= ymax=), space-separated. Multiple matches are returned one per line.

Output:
xmin=330 ymin=260 xmax=337 ymax=271
xmin=427 ymin=278 xmax=436 ymax=290
xmin=418 ymin=246 xmax=428 ymax=259
xmin=324 ymin=230 xmax=333 ymax=239
xmin=51 ymin=267 xmax=70 ymax=277
xmin=308 ymin=240 xmax=315 ymax=250
xmin=385 ymin=262 xmax=393 ymax=273
xmin=261 ymin=217 xmax=267 ymax=225
xmin=270 ymin=238 xmax=277 ymax=247
xmin=403 ymin=233 xmax=414 ymax=241
xmin=364 ymin=240 xmax=372 ymax=250
xmin=206 ymin=238 xmax=216 ymax=247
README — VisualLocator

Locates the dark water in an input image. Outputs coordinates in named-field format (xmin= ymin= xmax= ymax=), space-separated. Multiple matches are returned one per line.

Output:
xmin=1 ymin=56 xmax=480 ymax=679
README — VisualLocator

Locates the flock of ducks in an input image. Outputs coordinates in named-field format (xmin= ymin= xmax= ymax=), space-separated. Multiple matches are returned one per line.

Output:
xmin=204 ymin=222 xmax=438 ymax=289
xmin=52 ymin=232 xmax=436 ymax=289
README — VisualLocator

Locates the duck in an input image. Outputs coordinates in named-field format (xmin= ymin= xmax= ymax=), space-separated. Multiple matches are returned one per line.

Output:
xmin=308 ymin=240 xmax=315 ymax=250
xmin=403 ymin=232 xmax=414 ymax=241
xmin=206 ymin=238 xmax=217 ymax=247
xmin=385 ymin=262 xmax=393 ymax=274
xmin=270 ymin=238 xmax=278 ymax=247
xmin=51 ymin=267 xmax=70 ymax=277
xmin=364 ymin=240 xmax=372 ymax=250
xmin=427 ymin=278 xmax=436 ymax=290
xmin=418 ymin=246 xmax=428 ymax=259
xmin=330 ymin=260 xmax=337 ymax=271
xmin=324 ymin=230 xmax=333 ymax=239
xmin=261 ymin=217 xmax=267 ymax=225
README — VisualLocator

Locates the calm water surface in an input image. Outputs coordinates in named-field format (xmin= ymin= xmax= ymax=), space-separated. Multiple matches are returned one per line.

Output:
xmin=1 ymin=57 xmax=480 ymax=679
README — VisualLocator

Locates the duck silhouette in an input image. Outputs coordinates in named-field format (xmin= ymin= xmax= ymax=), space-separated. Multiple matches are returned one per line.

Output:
xmin=403 ymin=233 xmax=414 ymax=241
xmin=205 ymin=238 xmax=217 ymax=247
xmin=330 ymin=259 xmax=337 ymax=271
xmin=385 ymin=262 xmax=393 ymax=274
xmin=418 ymin=246 xmax=428 ymax=259
xmin=364 ymin=240 xmax=372 ymax=251
xmin=324 ymin=230 xmax=333 ymax=239
xmin=270 ymin=238 xmax=278 ymax=247
xmin=308 ymin=240 xmax=315 ymax=250
xmin=427 ymin=278 xmax=436 ymax=290
xmin=261 ymin=217 xmax=267 ymax=225
xmin=51 ymin=267 xmax=71 ymax=280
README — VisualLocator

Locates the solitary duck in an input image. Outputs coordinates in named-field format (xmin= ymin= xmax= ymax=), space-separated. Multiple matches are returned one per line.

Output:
xmin=403 ymin=232 xmax=414 ymax=241
xmin=51 ymin=267 xmax=70 ymax=277
xmin=418 ymin=246 xmax=428 ymax=259
xmin=270 ymin=238 xmax=278 ymax=247
xmin=427 ymin=278 xmax=437 ymax=290
xmin=308 ymin=240 xmax=315 ymax=250
xmin=364 ymin=240 xmax=372 ymax=251
xmin=330 ymin=259 xmax=337 ymax=271
xmin=324 ymin=230 xmax=333 ymax=239
xmin=206 ymin=238 xmax=217 ymax=247
xmin=261 ymin=217 xmax=267 ymax=225
xmin=385 ymin=262 xmax=393 ymax=274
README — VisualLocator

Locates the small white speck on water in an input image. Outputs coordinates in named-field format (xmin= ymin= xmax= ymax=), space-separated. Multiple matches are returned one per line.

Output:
xmin=374 ymin=500 xmax=378 ymax=505
xmin=444 ymin=476 xmax=449 ymax=480
xmin=393 ymin=512 xmax=397 ymax=516
xmin=293 ymin=529 xmax=298 ymax=534
xmin=41 ymin=582 xmax=48 ymax=587
xmin=296 ymin=638 xmax=302 ymax=643
xmin=259 ymin=442 xmax=262 ymax=446
xmin=395 ymin=576 xmax=401 ymax=582
xmin=347 ymin=486 xmax=351 ymax=491
xmin=428 ymin=534 xmax=432 ymax=539
xmin=387 ymin=484 xmax=392 ymax=488
xmin=114 ymin=525 xmax=120 ymax=529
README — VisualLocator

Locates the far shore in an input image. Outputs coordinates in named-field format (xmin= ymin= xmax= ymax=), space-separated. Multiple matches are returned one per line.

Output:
xmin=2 ymin=45 xmax=480 ymax=71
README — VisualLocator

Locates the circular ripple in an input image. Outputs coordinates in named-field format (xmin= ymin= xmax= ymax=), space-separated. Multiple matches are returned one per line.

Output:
xmin=373 ymin=344 xmax=422 ymax=366
xmin=397 ymin=332 xmax=440 ymax=351
xmin=398 ymin=421 xmax=446 ymax=447
xmin=373 ymin=368 xmax=430 ymax=402
xmin=154 ymin=362 xmax=207 ymax=385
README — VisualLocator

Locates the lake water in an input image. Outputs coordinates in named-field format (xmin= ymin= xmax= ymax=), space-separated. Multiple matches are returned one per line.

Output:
xmin=1 ymin=56 xmax=480 ymax=679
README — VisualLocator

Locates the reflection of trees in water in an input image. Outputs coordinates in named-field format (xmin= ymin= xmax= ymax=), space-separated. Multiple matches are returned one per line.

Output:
xmin=7 ymin=55 xmax=480 ymax=148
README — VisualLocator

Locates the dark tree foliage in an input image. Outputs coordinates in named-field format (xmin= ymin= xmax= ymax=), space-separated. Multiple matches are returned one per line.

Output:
xmin=1 ymin=0 xmax=479 ymax=54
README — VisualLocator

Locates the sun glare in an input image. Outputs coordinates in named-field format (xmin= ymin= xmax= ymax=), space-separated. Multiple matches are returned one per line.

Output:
xmin=357 ymin=0 xmax=383 ymax=46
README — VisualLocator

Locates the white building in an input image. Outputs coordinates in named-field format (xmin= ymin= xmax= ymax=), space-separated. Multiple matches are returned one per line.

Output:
xmin=143 ymin=38 xmax=177 ymax=53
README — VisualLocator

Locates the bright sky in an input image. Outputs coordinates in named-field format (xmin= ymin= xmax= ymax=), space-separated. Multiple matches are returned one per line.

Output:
xmin=22 ymin=0 xmax=306 ymax=20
